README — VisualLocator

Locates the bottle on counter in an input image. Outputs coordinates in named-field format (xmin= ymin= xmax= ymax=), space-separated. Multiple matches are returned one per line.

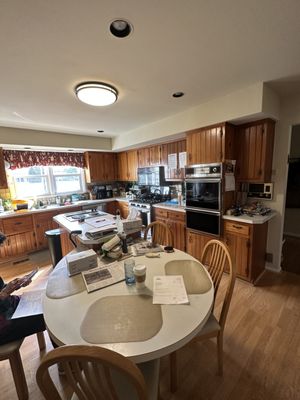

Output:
xmin=116 ymin=210 xmax=124 ymax=234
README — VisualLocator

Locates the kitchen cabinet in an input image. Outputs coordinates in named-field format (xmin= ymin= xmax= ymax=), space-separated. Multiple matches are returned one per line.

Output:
xmin=235 ymin=119 xmax=275 ymax=182
xmin=137 ymin=145 xmax=162 ymax=167
xmin=1 ymin=215 xmax=36 ymax=260
xmin=0 ymin=148 xmax=8 ymax=189
xmin=84 ymin=152 xmax=116 ymax=183
xmin=153 ymin=207 xmax=186 ymax=251
xmin=223 ymin=220 xmax=268 ymax=282
xmin=161 ymin=139 xmax=186 ymax=180
xmin=117 ymin=150 xmax=138 ymax=181
xmin=186 ymin=123 xmax=235 ymax=165
xmin=186 ymin=229 xmax=216 ymax=261
xmin=116 ymin=200 xmax=129 ymax=219
xmin=33 ymin=211 xmax=58 ymax=249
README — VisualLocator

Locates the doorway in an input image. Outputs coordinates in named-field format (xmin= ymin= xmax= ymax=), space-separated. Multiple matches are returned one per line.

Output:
xmin=282 ymin=125 xmax=300 ymax=275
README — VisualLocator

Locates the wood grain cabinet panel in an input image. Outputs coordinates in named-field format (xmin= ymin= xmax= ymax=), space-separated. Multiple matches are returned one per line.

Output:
xmin=5 ymin=231 xmax=36 ymax=257
xmin=137 ymin=148 xmax=150 ymax=167
xmin=186 ymin=123 xmax=235 ymax=165
xmin=117 ymin=152 xmax=128 ymax=181
xmin=0 ymin=148 xmax=8 ymax=189
xmin=117 ymin=151 xmax=138 ymax=181
xmin=235 ymin=119 xmax=275 ymax=182
xmin=186 ymin=229 xmax=215 ymax=261
xmin=33 ymin=211 xmax=57 ymax=250
xmin=84 ymin=152 xmax=117 ymax=183
xmin=3 ymin=215 xmax=34 ymax=235
xmin=153 ymin=207 xmax=186 ymax=251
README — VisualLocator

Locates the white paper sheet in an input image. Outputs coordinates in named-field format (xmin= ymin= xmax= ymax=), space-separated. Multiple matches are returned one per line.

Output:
xmin=168 ymin=153 xmax=177 ymax=169
xmin=11 ymin=289 xmax=44 ymax=319
xmin=153 ymin=275 xmax=189 ymax=305
xmin=225 ymin=173 xmax=236 ymax=191
xmin=82 ymin=261 xmax=125 ymax=293
xmin=86 ymin=217 xmax=116 ymax=229
xmin=179 ymin=152 xmax=187 ymax=168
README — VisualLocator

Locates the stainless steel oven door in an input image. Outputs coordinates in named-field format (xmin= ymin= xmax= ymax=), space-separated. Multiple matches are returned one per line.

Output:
xmin=185 ymin=178 xmax=221 ymax=211
xmin=186 ymin=208 xmax=221 ymax=236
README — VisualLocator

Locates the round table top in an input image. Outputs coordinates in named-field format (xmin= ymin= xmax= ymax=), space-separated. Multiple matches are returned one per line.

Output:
xmin=43 ymin=249 xmax=214 ymax=363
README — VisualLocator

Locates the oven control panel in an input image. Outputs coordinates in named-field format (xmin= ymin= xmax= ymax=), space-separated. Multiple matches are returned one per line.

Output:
xmin=185 ymin=163 xmax=222 ymax=178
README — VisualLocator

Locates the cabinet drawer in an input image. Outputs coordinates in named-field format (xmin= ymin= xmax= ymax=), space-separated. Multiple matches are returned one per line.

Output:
xmin=167 ymin=210 xmax=185 ymax=223
xmin=154 ymin=208 xmax=169 ymax=219
xmin=224 ymin=221 xmax=250 ymax=236
xmin=3 ymin=215 xmax=34 ymax=234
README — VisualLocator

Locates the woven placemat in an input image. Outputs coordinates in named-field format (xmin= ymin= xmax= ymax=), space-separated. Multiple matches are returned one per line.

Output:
xmin=46 ymin=258 xmax=85 ymax=299
xmin=80 ymin=295 xmax=162 ymax=344
xmin=165 ymin=259 xmax=212 ymax=294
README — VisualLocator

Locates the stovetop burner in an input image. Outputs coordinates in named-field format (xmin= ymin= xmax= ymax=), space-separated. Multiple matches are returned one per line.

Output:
xmin=130 ymin=193 xmax=170 ymax=206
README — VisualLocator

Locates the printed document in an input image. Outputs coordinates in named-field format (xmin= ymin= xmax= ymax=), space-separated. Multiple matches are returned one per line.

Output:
xmin=82 ymin=261 xmax=125 ymax=293
xmin=153 ymin=275 xmax=189 ymax=305
xmin=11 ymin=289 xmax=44 ymax=319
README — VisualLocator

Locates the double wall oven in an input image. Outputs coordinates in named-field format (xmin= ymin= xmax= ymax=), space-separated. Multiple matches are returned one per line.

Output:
xmin=185 ymin=163 xmax=222 ymax=236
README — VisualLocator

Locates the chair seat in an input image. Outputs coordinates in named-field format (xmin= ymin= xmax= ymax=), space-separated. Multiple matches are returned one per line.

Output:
xmin=196 ymin=314 xmax=221 ymax=337
xmin=71 ymin=358 xmax=160 ymax=400
xmin=0 ymin=339 xmax=24 ymax=359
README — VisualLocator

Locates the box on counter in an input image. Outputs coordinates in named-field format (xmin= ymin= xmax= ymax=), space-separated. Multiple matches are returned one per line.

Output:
xmin=66 ymin=249 xmax=98 ymax=276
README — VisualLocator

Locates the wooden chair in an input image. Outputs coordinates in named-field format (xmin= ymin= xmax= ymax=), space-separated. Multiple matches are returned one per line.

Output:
xmin=170 ymin=239 xmax=236 ymax=392
xmin=0 ymin=331 xmax=45 ymax=400
xmin=144 ymin=221 xmax=174 ymax=247
xmin=36 ymin=344 xmax=160 ymax=400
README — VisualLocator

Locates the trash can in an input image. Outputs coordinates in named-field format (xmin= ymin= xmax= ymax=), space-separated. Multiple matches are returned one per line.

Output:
xmin=45 ymin=228 xmax=63 ymax=267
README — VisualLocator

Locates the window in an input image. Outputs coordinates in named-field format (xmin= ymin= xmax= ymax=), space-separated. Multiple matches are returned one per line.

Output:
xmin=12 ymin=166 xmax=86 ymax=198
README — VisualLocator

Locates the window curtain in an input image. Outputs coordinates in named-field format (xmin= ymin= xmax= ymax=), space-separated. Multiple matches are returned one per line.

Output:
xmin=3 ymin=150 xmax=84 ymax=169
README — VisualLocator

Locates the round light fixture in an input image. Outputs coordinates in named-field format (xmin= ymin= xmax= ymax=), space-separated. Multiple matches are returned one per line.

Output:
xmin=75 ymin=82 xmax=118 ymax=106
xmin=172 ymin=92 xmax=184 ymax=98
xmin=110 ymin=19 xmax=132 ymax=38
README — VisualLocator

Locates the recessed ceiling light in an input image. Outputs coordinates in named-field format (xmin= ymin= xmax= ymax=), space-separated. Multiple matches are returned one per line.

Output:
xmin=110 ymin=19 xmax=132 ymax=38
xmin=24 ymin=146 xmax=31 ymax=149
xmin=75 ymin=82 xmax=118 ymax=106
xmin=172 ymin=92 xmax=184 ymax=98
xmin=68 ymin=149 xmax=74 ymax=151
xmin=97 ymin=130 xmax=104 ymax=133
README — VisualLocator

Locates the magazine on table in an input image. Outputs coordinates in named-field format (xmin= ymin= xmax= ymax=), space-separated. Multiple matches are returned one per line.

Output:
xmin=131 ymin=241 xmax=163 ymax=256
xmin=81 ymin=261 xmax=125 ymax=293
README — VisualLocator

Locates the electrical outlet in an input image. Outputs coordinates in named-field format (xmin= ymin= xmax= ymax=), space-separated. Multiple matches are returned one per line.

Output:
xmin=265 ymin=253 xmax=273 ymax=262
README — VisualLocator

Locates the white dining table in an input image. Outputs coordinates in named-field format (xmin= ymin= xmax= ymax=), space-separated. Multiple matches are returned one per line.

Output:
xmin=43 ymin=249 xmax=214 ymax=364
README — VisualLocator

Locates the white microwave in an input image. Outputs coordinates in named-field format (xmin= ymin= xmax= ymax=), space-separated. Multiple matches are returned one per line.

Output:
xmin=247 ymin=183 xmax=273 ymax=200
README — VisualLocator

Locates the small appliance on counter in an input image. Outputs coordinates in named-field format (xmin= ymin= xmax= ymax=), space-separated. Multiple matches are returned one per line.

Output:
xmin=106 ymin=185 xmax=113 ymax=198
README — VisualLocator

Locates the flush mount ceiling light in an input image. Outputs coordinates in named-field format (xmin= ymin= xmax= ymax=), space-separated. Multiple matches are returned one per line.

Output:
xmin=110 ymin=19 xmax=132 ymax=38
xmin=75 ymin=82 xmax=118 ymax=106
xmin=172 ymin=92 xmax=184 ymax=98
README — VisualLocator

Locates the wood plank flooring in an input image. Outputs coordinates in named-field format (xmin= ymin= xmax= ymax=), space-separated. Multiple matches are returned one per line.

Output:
xmin=0 ymin=251 xmax=300 ymax=400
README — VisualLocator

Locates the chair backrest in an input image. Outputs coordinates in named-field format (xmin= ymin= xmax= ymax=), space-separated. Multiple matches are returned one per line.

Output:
xmin=144 ymin=221 xmax=174 ymax=247
xmin=36 ymin=345 xmax=148 ymax=400
xmin=201 ymin=239 xmax=236 ymax=330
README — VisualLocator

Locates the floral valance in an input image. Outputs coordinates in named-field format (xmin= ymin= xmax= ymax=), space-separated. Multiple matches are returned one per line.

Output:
xmin=3 ymin=149 xmax=84 ymax=170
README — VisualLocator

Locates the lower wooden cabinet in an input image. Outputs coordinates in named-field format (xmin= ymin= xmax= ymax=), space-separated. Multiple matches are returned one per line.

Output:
xmin=153 ymin=207 xmax=186 ymax=251
xmin=186 ymin=229 xmax=215 ymax=261
xmin=4 ymin=231 xmax=36 ymax=258
xmin=33 ymin=211 xmax=58 ymax=250
xmin=223 ymin=220 xmax=268 ymax=282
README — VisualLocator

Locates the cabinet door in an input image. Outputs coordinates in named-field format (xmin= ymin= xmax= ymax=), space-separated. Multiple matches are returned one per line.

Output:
xmin=224 ymin=232 xmax=250 ymax=278
xmin=84 ymin=152 xmax=105 ymax=183
xmin=149 ymin=145 xmax=161 ymax=166
xmin=236 ymin=119 xmax=275 ymax=182
xmin=33 ymin=211 xmax=56 ymax=250
xmin=103 ymin=153 xmax=116 ymax=181
xmin=3 ymin=215 xmax=34 ymax=235
xmin=168 ymin=220 xmax=185 ymax=251
xmin=117 ymin=152 xmax=128 ymax=181
xmin=186 ymin=230 xmax=214 ymax=261
xmin=187 ymin=125 xmax=223 ymax=165
xmin=5 ymin=232 xmax=36 ymax=257
xmin=127 ymin=150 xmax=138 ymax=181
xmin=0 ymin=148 xmax=8 ymax=189
xmin=137 ymin=148 xmax=150 ymax=167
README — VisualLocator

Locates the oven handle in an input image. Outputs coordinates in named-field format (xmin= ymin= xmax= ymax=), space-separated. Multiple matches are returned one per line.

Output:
xmin=185 ymin=207 xmax=221 ymax=215
xmin=185 ymin=178 xmax=222 ymax=183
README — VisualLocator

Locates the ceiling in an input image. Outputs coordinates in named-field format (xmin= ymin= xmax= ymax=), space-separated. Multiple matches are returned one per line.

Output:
xmin=1 ymin=0 xmax=300 ymax=140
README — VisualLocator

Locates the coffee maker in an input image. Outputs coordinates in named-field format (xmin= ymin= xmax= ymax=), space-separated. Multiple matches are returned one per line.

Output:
xmin=106 ymin=185 xmax=113 ymax=198
xmin=96 ymin=186 xmax=106 ymax=199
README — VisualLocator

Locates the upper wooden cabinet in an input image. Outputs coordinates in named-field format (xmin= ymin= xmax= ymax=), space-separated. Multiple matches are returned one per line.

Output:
xmin=0 ymin=148 xmax=8 ymax=189
xmin=186 ymin=123 xmax=235 ymax=165
xmin=138 ymin=145 xmax=162 ymax=167
xmin=161 ymin=139 xmax=186 ymax=180
xmin=235 ymin=119 xmax=275 ymax=183
xmin=84 ymin=152 xmax=117 ymax=183
xmin=117 ymin=150 xmax=138 ymax=181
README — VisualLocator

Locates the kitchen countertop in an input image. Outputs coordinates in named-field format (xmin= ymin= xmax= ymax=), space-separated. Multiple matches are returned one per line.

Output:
xmin=0 ymin=198 xmax=127 ymax=219
xmin=153 ymin=202 xmax=186 ymax=212
xmin=223 ymin=210 xmax=277 ymax=224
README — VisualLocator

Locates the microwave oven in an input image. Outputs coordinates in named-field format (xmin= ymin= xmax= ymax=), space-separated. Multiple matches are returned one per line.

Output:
xmin=137 ymin=166 xmax=165 ymax=186
xmin=247 ymin=183 xmax=273 ymax=200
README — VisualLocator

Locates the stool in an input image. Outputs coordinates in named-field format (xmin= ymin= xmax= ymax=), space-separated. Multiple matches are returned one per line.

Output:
xmin=0 ymin=331 xmax=45 ymax=400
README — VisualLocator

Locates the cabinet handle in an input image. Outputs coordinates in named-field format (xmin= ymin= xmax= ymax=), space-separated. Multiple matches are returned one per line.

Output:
xmin=232 ymin=225 xmax=242 ymax=229
xmin=14 ymin=222 xmax=22 ymax=225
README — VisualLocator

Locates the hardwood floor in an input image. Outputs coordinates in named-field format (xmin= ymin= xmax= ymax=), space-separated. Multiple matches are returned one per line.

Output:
xmin=1 ymin=251 xmax=300 ymax=400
